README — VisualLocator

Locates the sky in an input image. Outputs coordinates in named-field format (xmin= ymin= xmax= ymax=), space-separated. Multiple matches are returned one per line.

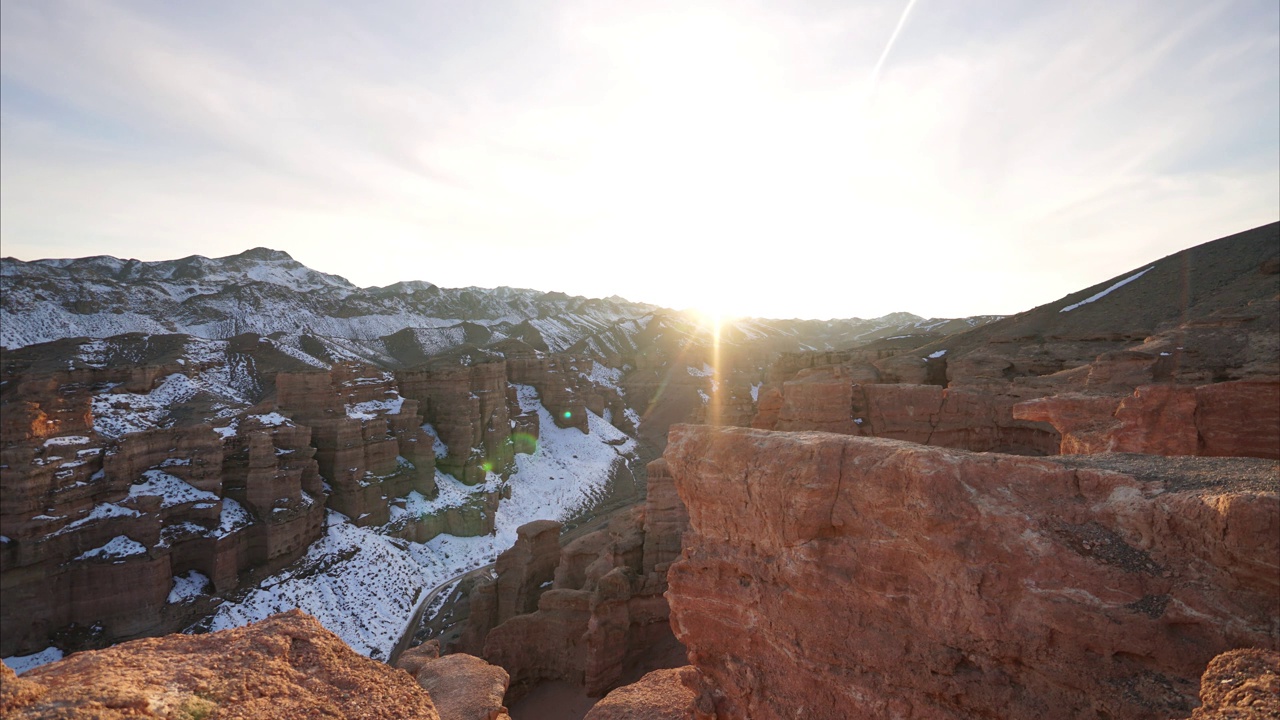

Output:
xmin=1 ymin=0 xmax=1277 ymax=320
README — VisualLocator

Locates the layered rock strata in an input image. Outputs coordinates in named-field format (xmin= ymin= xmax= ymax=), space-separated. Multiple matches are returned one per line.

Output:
xmin=455 ymin=459 xmax=690 ymax=700
xmin=0 ymin=419 xmax=324 ymax=657
xmin=1014 ymin=379 xmax=1280 ymax=459
xmin=753 ymin=363 xmax=1060 ymax=455
xmin=276 ymin=363 xmax=437 ymax=526
xmin=663 ymin=424 xmax=1279 ymax=720
xmin=395 ymin=350 xmax=518 ymax=484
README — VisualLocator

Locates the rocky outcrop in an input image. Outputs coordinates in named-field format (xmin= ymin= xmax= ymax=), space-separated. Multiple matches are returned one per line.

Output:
xmin=755 ymin=364 xmax=1060 ymax=455
xmin=457 ymin=520 xmax=563 ymax=656
xmin=583 ymin=666 xmax=714 ymax=720
xmin=663 ymin=425 xmax=1279 ymax=720
xmin=498 ymin=341 xmax=624 ymax=433
xmin=276 ymin=363 xmax=437 ymax=526
xmin=0 ymin=415 xmax=326 ymax=658
xmin=395 ymin=351 xmax=514 ymax=484
xmin=456 ymin=459 xmax=691 ymax=701
xmin=1188 ymin=648 xmax=1280 ymax=719
xmin=0 ymin=346 xmax=358 ymax=658
xmin=1014 ymin=379 xmax=1280 ymax=459
xmin=414 ymin=653 xmax=512 ymax=720
xmin=2 ymin=610 xmax=441 ymax=719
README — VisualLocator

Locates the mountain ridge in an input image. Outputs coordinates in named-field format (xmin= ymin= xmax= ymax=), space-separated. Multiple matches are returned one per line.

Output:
xmin=0 ymin=247 xmax=1002 ymax=360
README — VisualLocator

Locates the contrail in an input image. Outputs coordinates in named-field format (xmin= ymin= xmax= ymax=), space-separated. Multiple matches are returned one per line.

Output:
xmin=866 ymin=0 xmax=920 ymax=101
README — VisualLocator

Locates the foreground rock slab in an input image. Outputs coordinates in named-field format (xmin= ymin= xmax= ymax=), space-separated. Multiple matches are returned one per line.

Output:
xmin=583 ymin=666 xmax=714 ymax=720
xmin=662 ymin=425 xmax=1279 ymax=720
xmin=415 ymin=653 xmax=512 ymax=720
xmin=1189 ymin=648 xmax=1280 ymax=719
xmin=1 ymin=610 xmax=440 ymax=719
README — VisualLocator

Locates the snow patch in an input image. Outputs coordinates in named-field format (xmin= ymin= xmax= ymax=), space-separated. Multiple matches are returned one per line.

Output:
xmin=130 ymin=470 xmax=220 ymax=509
xmin=217 ymin=498 xmax=253 ymax=536
xmin=1060 ymin=267 xmax=1154 ymax=313
xmin=43 ymin=436 xmax=90 ymax=446
xmin=3 ymin=647 xmax=64 ymax=675
xmin=76 ymin=535 xmax=147 ymax=561
xmin=247 ymin=412 xmax=291 ymax=427
xmin=168 ymin=570 xmax=211 ymax=604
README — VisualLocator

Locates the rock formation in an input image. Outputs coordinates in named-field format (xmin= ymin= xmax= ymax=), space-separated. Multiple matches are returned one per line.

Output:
xmin=276 ymin=363 xmax=438 ymax=526
xmin=1 ymin=610 xmax=441 ymax=719
xmin=414 ymin=653 xmax=513 ymax=720
xmin=1188 ymin=648 xmax=1280 ymax=719
xmin=453 ymin=458 xmax=690 ymax=701
xmin=662 ymin=424 xmax=1278 ymax=719
xmin=1015 ymin=379 xmax=1280 ymax=459
xmin=0 ymin=415 xmax=326 ymax=657
xmin=583 ymin=666 xmax=714 ymax=720
xmin=396 ymin=349 xmax=515 ymax=484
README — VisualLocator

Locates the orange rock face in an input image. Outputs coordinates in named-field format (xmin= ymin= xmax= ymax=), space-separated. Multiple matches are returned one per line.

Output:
xmin=3 ymin=610 xmax=440 ymax=719
xmin=1014 ymin=379 xmax=1280 ymax=459
xmin=662 ymin=425 xmax=1279 ymax=720
xmin=760 ymin=375 xmax=1060 ymax=455
xmin=1188 ymin=648 xmax=1280 ymax=719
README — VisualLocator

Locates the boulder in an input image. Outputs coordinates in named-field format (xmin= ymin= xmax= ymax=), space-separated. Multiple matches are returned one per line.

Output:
xmin=584 ymin=666 xmax=715 ymax=720
xmin=1188 ymin=648 xmax=1280 ymax=719
xmin=416 ymin=653 xmax=511 ymax=720
xmin=3 ymin=610 xmax=440 ymax=719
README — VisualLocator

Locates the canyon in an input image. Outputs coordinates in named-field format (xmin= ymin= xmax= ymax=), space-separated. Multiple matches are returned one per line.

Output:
xmin=2 ymin=221 xmax=1277 ymax=718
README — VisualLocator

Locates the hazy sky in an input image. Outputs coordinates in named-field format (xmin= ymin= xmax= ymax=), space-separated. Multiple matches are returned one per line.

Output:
xmin=2 ymin=1 xmax=1277 ymax=320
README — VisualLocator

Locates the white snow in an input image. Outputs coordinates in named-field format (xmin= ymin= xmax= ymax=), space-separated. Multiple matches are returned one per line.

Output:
xmin=76 ymin=535 xmax=147 ymax=561
xmin=52 ymin=502 xmax=140 ymax=536
xmin=584 ymin=362 xmax=623 ymax=389
xmin=1060 ymin=267 xmax=1154 ymax=313
xmin=750 ymin=382 xmax=762 ymax=401
xmin=247 ymin=412 xmax=291 ymax=427
xmin=168 ymin=570 xmax=211 ymax=604
xmin=421 ymin=423 xmax=449 ymax=458
xmin=202 ymin=386 xmax=637 ymax=661
xmin=346 ymin=396 xmax=405 ymax=420
xmin=686 ymin=363 xmax=714 ymax=377
xmin=217 ymin=498 xmax=253 ymax=536
xmin=43 ymin=436 xmax=90 ymax=446
xmin=3 ymin=647 xmax=64 ymax=675
xmin=129 ymin=470 xmax=220 ymax=509
xmin=927 ymin=350 xmax=947 ymax=359
xmin=204 ymin=512 xmax=429 ymax=661
xmin=213 ymin=421 xmax=239 ymax=439
xmin=92 ymin=371 xmax=253 ymax=439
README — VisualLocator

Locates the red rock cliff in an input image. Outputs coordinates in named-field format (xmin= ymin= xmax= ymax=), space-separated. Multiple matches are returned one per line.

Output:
xmin=662 ymin=424 xmax=1279 ymax=720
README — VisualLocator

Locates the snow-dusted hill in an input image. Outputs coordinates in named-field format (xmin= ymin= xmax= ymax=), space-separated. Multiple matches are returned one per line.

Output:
xmin=0 ymin=248 xmax=659 ymax=353
xmin=1 ymin=247 xmax=1001 ymax=359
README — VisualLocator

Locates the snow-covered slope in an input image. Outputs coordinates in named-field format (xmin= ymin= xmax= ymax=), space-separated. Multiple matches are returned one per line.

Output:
xmin=2 ymin=248 xmax=1000 ymax=357
xmin=0 ymin=248 xmax=658 ymax=351
xmin=197 ymin=391 xmax=638 ymax=660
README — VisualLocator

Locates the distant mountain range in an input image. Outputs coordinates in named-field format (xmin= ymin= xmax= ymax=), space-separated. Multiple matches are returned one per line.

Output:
xmin=0 ymin=247 xmax=1002 ymax=362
